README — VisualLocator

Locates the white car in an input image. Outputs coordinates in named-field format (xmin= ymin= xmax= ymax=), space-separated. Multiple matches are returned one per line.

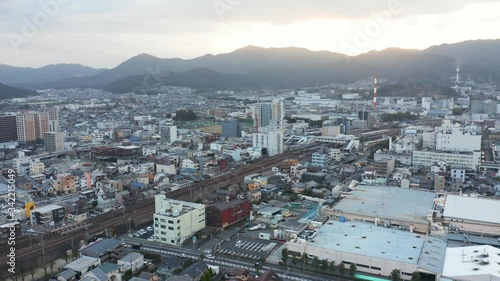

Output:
xmin=206 ymin=254 xmax=214 ymax=259
xmin=146 ymin=226 xmax=153 ymax=231
xmin=27 ymin=229 xmax=35 ymax=233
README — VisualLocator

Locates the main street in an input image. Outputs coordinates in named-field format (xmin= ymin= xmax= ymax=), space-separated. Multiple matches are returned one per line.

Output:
xmin=123 ymin=238 xmax=348 ymax=281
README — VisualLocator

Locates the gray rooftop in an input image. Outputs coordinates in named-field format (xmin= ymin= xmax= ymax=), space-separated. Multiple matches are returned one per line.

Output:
xmin=310 ymin=220 xmax=425 ymax=264
xmin=443 ymin=195 xmax=500 ymax=225
xmin=63 ymin=256 xmax=101 ymax=272
xmin=417 ymin=236 xmax=447 ymax=274
xmin=119 ymin=252 xmax=143 ymax=262
xmin=80 ymin=238 xmax=123 ymax=258
xmin=333 ymin=185 xmax=436 ymax=223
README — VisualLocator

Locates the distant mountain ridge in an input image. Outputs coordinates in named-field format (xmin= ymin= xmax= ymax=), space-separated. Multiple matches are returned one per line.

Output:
xmin=0 ymin=63 xmax=105 ymax=87
xmin=0 ymin=83 xmax=37 ymax=100
xmin=3 ymin=39 xmax=500 ymax=92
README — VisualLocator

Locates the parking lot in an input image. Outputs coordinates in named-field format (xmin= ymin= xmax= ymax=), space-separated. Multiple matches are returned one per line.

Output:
xmin=218 ymin=237 xmax=280 ymax=260
xmin=130 ymin=225 xmax=154 ymax=240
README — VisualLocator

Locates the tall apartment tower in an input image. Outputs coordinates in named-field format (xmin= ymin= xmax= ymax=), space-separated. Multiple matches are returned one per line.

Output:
xmin=0 ymin=115 xmax=18 ymax=143
xmin=17 ymin=112 xmax=49 ymax=143
xmin=44 ymin=132 xmax=65 ymax=153
xmin=252 ymin=99 xmax=284 ymax=130
xmin=46 ymin=106 xmax=61 ymax=132
xmin=160 ymin=125 xmax=178 ymax=144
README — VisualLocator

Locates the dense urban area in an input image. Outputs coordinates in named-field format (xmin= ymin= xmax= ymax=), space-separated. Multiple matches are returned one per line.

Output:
xmin=1 ymin=65 xmax=500 ymax=281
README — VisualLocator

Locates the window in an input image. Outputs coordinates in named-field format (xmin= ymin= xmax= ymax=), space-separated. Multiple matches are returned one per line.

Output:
xmin=168 ymin=220 xmax=174 ymax=224
xmin=168 ymin=226 xmax=174 ymax=230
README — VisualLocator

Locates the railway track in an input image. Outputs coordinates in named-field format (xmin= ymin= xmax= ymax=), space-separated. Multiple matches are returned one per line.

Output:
xmin=0 ymin=147 xmax=318 ymax=267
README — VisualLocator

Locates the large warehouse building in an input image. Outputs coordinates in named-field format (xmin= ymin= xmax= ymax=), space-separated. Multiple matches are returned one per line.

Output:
xmin=442 ymin=195 xmax=500 ymax=237
xmin=322 ymin=185 xmax=437 ymax=234
xmin=286 ymin=220 xmax=446 ymax=280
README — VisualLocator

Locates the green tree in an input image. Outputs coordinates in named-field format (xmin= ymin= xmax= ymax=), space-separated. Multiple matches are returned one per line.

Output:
xmin=291 ymin=255 xmax=298 ymax=265
xmin=208 ymin=268 xmax=214 ymax=278
xmin=28 ymin=263 xmax=36 ymax=281
xmin=329 ymin=261 xmax=336 ymax=272
xmin=281 ymin=248 xmax=289 ymax=264
xmin=452 ymin=107 xmax=463 ymax=116
xmin=321 ymin=259 xmax=328 ymax=271
xmin=174 ymin=109 xmax=197 ymax=121
xmin=349 ymin=263 xmax=357 ymax=276
xmin=123 ymin=269 xmax=133 ymax=281
xmin=411 ymin=271 xmax=421 ymax=281
xmin=261 ymin=147 xmax=268 ymax=157
xmin=390 ymin=269 xmax=402 ymax=281
xmin=339 ymin=263 xmax=346 ymax=275
xmin=312 ymin=256 xmax=320 ymax=269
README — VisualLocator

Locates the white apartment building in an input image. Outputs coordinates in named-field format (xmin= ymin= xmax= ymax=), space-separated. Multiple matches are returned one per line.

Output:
xmin=160 ymin=125 xmax=178 ymax=145
xmin=252 ymin=131 xmax=284 ymax=157
xmin=412 ymin=150 xmax=481 ymax=171
xmin=251 ymin=99 xmax=284 ymax=129
xmin=435 ymin=122 xmax=481 ymax=152
xmin=29 ymin=160 xmax=45 ymax=175
xmin=153 ymin=195 xmax=205 ymax=246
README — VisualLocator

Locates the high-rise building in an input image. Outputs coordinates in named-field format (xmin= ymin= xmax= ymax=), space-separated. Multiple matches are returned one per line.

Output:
xmin=221 ymin=120 xmax=241 ymax=138
xmin=44 ymin=132 xmax=65 ymax=153
xmin=251 ymin=99 xmax=284 ymax=130
xmin=160 ymin=125 xmax=178 ymax=144
xmin=153 ymin=195 xmax=205 ymax=246
xmin=34 ymin=112 xmax=49 ymax=140
xmin=252 ymin=130 xmax=284 ymax=156
xmin=17 ymin=112 xmax=49 ymax=143
xmin=0 ymin=115 xmax=18 ymax=143
xmin=46 ymin=106 xmax=61 ymax=132
xmin=16 ymin=113 xmax=36 ymax=142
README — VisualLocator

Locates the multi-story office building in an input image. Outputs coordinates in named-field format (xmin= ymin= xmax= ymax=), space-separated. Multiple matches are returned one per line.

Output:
xmin=30 ymin=204 xmax=65 ymax=225
xmin=206 ymin=199 xmax=250 ymax=228
xmin=160 ymin=125 xmax=178 ymax=144
xmin=0 ymin=115 xmax=18 ymax=143
xmin=44 ymin=132 xmax=65 ymax=153
xmin=435 ymin=122 xmax=481 ymax=152
xmin=153 ymin=195 xmax=205 ymax=246
xmin=412 ymin=150 xmax=481 ymax=171
xmin=221 ymin=120 xmax=241 ymax=138
xmin=311 ymin=152 xmax=330 ymax=167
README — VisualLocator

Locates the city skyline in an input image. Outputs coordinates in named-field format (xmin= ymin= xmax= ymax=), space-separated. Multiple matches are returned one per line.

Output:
xmin=1 ymin=0 xmax=500 ymax=68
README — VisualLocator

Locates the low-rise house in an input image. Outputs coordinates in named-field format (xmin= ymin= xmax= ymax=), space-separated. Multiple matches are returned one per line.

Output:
xmin=118 ymin=252 xmax=144 ymax=273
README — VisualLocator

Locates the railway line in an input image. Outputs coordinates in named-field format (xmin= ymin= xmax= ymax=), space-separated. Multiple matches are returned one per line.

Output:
xmin=0 ymin=146 xmax=318 ymax=267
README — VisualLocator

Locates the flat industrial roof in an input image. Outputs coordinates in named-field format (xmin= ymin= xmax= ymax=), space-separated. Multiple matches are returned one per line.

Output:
xmin=32 ymin=204 xmax=64 ymax=213
xmin=310 ymin=220 xmax=425 ymax=264
xmin=64 ymin=256 xmax=100 ymax=272
xmin=442 ymin=245 xmax=500 ymax=280
xmin=443 ymin=195 xmax=500 ymax=225
xmin=333 ymin=185 xmax=436 ymax=224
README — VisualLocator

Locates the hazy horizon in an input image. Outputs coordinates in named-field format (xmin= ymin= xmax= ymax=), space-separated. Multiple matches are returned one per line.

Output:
xmin=1 ymin=0 xmax=500 ymax=68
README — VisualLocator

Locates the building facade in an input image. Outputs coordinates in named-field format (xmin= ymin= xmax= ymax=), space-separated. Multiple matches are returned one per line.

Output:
xmin=206 ymin=199 xmax=250 ymax=228
xmin=412 ymin=150 xmax=481 ymax=171
xmin=153 ymin=195 xmax=205 ymax=246
xmin=0 ymin=115 xmax=17 ymax=143
xmin=160 ymin=125 xmax=178 ymax=144
xmin=44 ymin=132 xmax=65 ymax=153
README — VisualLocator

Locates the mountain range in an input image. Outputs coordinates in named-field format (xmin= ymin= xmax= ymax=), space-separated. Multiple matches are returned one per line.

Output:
xmin=1 ymin=39 xmax=499 ymax=96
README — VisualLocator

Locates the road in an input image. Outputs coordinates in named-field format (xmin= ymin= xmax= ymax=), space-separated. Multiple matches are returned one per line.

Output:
xmin=124 ymin=238 xmax=349 ymax=281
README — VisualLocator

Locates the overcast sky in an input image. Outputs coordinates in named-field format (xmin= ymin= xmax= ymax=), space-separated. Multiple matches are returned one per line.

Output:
xmin=1 ymin=0 xmax=499 ymax=68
